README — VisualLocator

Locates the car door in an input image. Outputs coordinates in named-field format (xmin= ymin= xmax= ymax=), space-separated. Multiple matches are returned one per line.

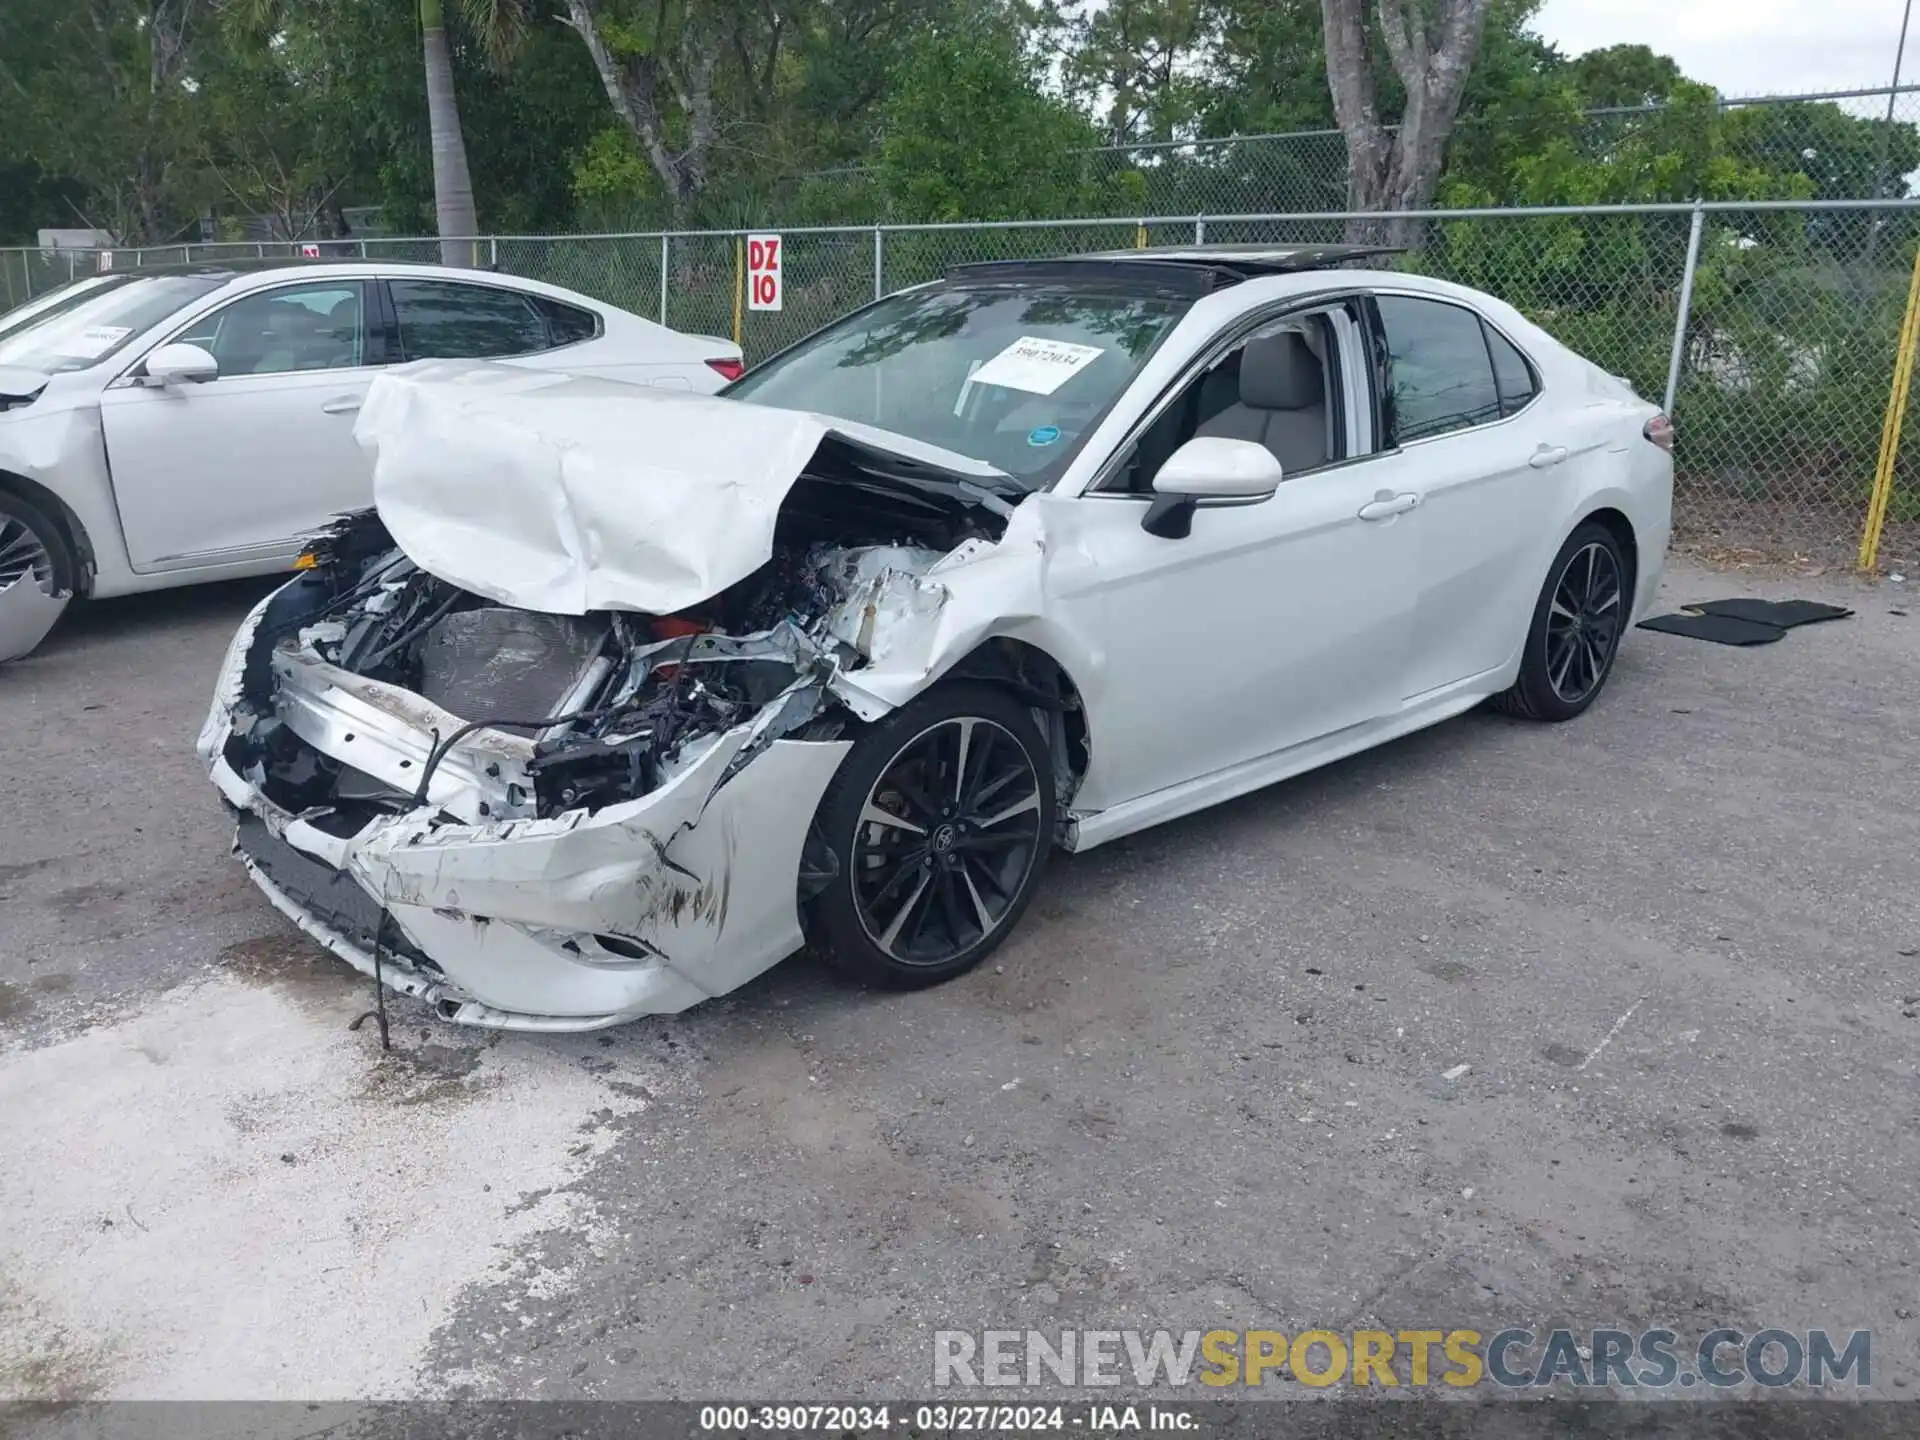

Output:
xmin=1041 ymin=302 xmax=1422 ymax=812
xmin=98 ymin=280 xmax=378 ymax=572
xmin=1363 ymin=293 xmax=1564 ymax=698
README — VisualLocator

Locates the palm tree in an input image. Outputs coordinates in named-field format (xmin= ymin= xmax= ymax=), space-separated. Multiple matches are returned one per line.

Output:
xmin=420 ymin=0 xmax=478 ymax=265
xmin=234 ymin=0 xmax=524 ymax=264
xmin=421 ymin=0 xmax=525 ymax=265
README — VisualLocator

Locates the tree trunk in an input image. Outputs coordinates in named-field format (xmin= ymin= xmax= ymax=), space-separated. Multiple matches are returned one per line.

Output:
xmin=560 ymin=0 xmax=713 ymax=223
xmin=1319 ymin=0 xmax=1494 ymax=248
xmin=420 ymin=0 xmax=479 ymax=267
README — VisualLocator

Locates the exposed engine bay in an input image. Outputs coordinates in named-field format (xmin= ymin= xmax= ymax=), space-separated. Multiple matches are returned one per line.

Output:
xmin=221 ymin=477 xmax=1008 ymax=830
xmin=197 ymin=362 xmax=1090 ymax=1032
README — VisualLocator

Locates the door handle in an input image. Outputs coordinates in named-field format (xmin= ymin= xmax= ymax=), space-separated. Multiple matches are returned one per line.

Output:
xmin=320 ymin=396 xmax=363 ymax=415
xmin=1357 ymin=491 xmax=1420 ymax=521
xmin=1528 ymin=444 xmax=1569 ymax=469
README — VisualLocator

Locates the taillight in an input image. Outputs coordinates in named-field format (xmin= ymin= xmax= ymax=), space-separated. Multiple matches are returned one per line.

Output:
xmin=1644 ymin=413 xmax=1674 ymax=451
xmin=707 ymin=357 xmax=745 ymax=382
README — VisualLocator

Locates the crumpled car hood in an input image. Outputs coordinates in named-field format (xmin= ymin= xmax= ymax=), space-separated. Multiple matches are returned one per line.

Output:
xmin=354 ymin=360 xmax=1011 ymax=617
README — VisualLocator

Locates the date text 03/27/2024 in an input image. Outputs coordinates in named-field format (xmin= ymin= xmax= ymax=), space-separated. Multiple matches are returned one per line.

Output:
xmin=696 ymin=1404 xmax=1194 ymax=1432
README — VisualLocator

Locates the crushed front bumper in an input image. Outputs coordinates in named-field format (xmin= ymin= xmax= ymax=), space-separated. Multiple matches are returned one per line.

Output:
xmin=204 ymin=629 xmax=850 ymax=1032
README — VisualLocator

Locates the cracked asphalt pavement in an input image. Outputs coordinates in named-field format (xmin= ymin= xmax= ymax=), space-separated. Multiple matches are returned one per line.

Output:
xmin=1 ymin=558 xmax=1916 ymax=1406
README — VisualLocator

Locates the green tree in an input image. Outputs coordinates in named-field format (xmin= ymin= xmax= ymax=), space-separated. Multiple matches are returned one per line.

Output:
xmin=875 ymin=21 xmax=1111 ymax=222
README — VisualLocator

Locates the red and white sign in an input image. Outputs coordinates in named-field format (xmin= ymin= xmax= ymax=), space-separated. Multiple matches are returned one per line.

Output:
xmin=300 ymin=243 xmax=322 ymax=259
xmin=746 ymin=233 xmax=782 ymax=312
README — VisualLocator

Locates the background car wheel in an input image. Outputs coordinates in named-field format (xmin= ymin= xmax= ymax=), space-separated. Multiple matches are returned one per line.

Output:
xmin=1490 ymin=520 xmax=1630 ymax=722
xmin=810 ymin=682 xmax=1057 ymax=990
xmin=0 ymin=491 xmax=75 ymax=662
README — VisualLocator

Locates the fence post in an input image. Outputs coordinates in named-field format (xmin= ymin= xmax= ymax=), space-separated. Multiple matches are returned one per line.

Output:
xmin=1662 ymin=201 xmax=1706 ymax=415
xmin=733 ymin=234 xmax=746 ymax=349
xmin=489 ymin=237 xmax=499 ymax=270
xmin=874 ymin=227 xmax=884 ymax=301
xmin=1195 ymin=217 xmax=1207 ymax=244
xmin=659 ymin=234 xmax=670 ymax=324
xmin=1860 ymin=239 xmax=1920 ymax=570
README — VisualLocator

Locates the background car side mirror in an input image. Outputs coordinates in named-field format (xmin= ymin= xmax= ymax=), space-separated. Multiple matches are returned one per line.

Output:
xmin=1142 ymin=436 xmax=1284 ymax=538
xmin=145 ymin=343 xmax=219 ymax=386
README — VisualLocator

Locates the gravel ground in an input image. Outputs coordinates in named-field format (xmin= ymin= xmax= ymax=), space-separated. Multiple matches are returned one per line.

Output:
xmin=1 ymin=559 xmax=1915 ymax=1410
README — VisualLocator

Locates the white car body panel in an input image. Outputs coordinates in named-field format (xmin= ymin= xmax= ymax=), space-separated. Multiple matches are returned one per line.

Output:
xmin=199 ymin=264 xmax=1673 ymax=1030
xmin=0 ymin=262 xmax=741 ymax=660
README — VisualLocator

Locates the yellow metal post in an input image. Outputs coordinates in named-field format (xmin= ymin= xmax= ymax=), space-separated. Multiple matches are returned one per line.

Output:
xmin=733 ymin=235 xmax=746 ymax=350
xmin=1135 ymin=221 xmax=1148 ymax=249
xmin=1861 ymin=240 xmax=1920 ymax=570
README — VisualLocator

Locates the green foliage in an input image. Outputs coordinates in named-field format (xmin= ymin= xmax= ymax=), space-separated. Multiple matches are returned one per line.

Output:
xmin=1 ymin=0 xmax=1915 ymax=250
xmin=875 ymin=23 xmax=1113 ymax=222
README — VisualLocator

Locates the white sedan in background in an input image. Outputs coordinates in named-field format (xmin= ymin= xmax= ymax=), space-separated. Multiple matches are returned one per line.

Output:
xmin=0 ymin=260 xmax=743 ymax=661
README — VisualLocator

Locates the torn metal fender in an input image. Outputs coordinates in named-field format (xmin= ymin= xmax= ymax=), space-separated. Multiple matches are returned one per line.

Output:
xmin=825 ymin=496 xmax=1088 ymax=720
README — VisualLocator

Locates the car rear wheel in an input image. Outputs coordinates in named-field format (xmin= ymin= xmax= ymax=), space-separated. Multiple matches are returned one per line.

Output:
xmin=809 ymin=683 xmax=1056 ymax=989
xmin=1490 ymin=521 xmax=1629 ymax=722
xmin=0 ymin=491 xmax=75 ymax=663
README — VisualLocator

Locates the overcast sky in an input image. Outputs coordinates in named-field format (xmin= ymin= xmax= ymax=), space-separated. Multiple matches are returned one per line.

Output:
xmin=1533 ymin=0 xmax=1912 ymax=107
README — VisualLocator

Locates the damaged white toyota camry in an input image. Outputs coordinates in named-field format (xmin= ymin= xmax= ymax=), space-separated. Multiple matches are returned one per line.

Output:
xmin=199 ymin=246 xmax=1673 ymax=1031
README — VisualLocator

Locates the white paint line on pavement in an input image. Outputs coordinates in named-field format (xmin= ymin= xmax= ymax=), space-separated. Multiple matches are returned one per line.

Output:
xmin=1577 ymin=995 xmax=1647 ymax=1073
xmin=0 ymin=970 xmax=670 ymax=1400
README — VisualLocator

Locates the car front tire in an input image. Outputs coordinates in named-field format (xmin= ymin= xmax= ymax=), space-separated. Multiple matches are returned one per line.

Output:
xmin=0 ymin=490 xmax=76 ymax=663
xmin=808 ymin=682 xmax=1057 ymax=990
xmin=1491 ymin=520 xmax=1630 ymax=722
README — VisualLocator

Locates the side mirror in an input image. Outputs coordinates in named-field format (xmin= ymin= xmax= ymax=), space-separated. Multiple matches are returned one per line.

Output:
xmin=1142 ymin=436 xmax=1283 ymax=538
xmin=146 ymin=343 xmax=219 ymax=385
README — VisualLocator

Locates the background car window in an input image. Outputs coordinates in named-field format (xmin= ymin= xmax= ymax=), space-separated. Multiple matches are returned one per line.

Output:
xmin=534 ymin=296 xmax=600 ymax=346
xmin=1485 ymin=323 xmax=1538 ymax=416
xmin=1376 ymin=296 xmax=1501 ymax=443
xmin=174 ymin=283 xmax=364 ymax=377
xmin=391 ymin=280 xmax=551 ymax=359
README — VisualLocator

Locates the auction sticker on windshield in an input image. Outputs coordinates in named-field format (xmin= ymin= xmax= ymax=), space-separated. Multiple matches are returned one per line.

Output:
xmin=970 ymin=336 xmax=1105 ymax=395
xmin=52 ymin=325 xmax=133 ymax=359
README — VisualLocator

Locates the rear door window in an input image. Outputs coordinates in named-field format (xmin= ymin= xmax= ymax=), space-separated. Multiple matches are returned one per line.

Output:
xmin=1485 ymin=324 xmax=1538 ymax=416
xmin=388 ymin=280 xmax=553 ymax=360
xmin=1375 ymin=296 xmax=1502 ymax=444
xmin=534 ymin=296 xmax=600 ymax=346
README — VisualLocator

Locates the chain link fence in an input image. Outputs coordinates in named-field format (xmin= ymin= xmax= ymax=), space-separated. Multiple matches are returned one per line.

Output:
xmin=5 ymin=201 xmax=1919 ymax=569
xmin=755 ymin=86 xmax=1920 ymax=225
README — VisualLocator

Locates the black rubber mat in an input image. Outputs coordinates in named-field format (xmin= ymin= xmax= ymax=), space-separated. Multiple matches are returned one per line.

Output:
xmin=1636 ymin=612 xmax=1786 ymax=645
xmin=1691 ymin=598 xmax=1853 ymax=628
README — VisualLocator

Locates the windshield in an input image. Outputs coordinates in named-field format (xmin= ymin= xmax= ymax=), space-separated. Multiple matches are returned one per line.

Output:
xmin=0 ymin=274 xmax=224 ymax=375
xmin=725 ymin=282 xmax=1191 ymax=486
xmin=0 ymin=276 xmax=119 ymax=341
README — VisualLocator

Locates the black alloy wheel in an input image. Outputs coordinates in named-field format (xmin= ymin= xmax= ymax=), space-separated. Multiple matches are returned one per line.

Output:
xmin=1490 ymin=520 xmax=1631 ymax=722
xmin=810 ymin=683 xmax=1056 ymax=987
